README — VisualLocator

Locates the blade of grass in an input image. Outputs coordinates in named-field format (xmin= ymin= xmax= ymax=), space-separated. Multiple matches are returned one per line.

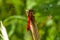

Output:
xmin=0 ymin=21 xmax=9 ymax=40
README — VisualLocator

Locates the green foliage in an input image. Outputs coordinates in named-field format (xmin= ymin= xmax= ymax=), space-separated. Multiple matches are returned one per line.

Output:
xmin=0 ymin=0 xmax=60 ymax=40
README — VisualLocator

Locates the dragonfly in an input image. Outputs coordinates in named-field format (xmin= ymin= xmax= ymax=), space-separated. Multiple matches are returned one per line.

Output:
xmin=26 ymin=10 xmax=34 ymax=31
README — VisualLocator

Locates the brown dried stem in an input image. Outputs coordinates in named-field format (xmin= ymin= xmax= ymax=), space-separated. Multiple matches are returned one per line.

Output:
xmin=26 ymin=10 xmax=40 ymax=40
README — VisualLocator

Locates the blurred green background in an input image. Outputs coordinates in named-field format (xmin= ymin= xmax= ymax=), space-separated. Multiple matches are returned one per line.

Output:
xmin=0 ymin=0 xmax=60 ymax=40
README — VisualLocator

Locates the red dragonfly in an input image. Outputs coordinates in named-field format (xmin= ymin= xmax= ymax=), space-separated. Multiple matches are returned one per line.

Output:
xmin=26 ymin=10 xmax=33 ymax=31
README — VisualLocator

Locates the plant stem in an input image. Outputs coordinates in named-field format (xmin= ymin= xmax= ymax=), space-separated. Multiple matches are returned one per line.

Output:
xmin=26 ymin=10 xmax=40 ymax=40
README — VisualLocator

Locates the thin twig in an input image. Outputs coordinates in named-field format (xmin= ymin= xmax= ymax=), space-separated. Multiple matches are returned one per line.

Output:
xmin=26 ymin=10 xmax=40 ymax=40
